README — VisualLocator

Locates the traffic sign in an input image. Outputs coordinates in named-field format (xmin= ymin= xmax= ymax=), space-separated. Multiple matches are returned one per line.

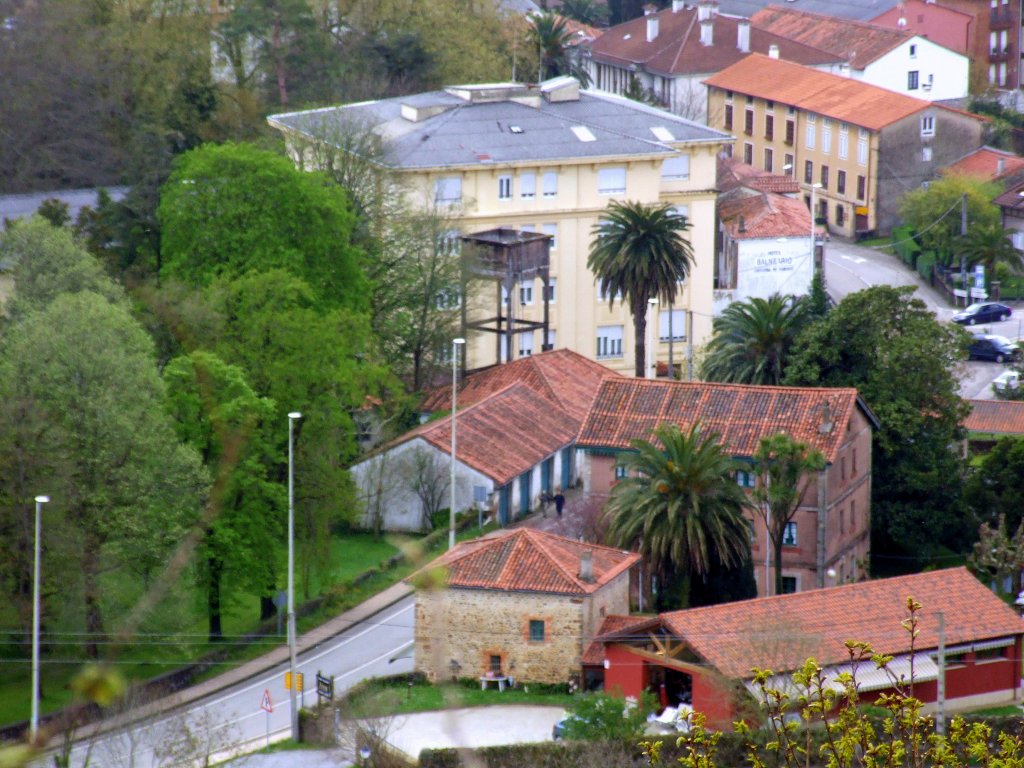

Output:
xmin=975 ymin=264 xmax=986 ymax=290
xmin=285 ymin=671 xmax=303 ymax=692
xmin=260 ymin=689 xmax=273 ymax=713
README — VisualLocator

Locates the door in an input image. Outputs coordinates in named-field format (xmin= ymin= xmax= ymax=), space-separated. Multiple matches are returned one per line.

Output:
xmin=499 ymin=484 xmax=510 ymax=526
xmin=561 ymin=447 xmax=573 ymax=489
xmin=541 ymin=457 xmax=554 ymax=494
xmin=519 ymin=470 xmax=531 ymax=517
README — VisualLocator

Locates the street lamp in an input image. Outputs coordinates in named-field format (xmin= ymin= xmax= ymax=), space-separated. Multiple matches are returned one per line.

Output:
xmin=646 ymin=298 xmax=658 ymax=379
xmin=810 ymin=182 xmax=824 ymax=284
xmin=30 ymin=495 xmax=49 ymax=742
xmin=449 ymin=338 xmax=466 ymax=549
xmin=287 ymin=411 xmax=302 ymax=742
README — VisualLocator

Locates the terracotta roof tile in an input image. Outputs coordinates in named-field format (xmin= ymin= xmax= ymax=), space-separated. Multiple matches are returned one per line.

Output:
xmin=583 ymin=614 xmax=662 ymax=664
xmin=402 ymin=382 xmax=579 ymax=485
xmin=993 ymin=180 xmax=1024 ymax=208
xmin=965 ymin=399 xmax=1024 ymax=435
xmin=752 ymin=5 xmax=911 ymax=69
xmin=719 ymin=189 xmax=811 ymax=239
xmin=588 ymin=6 xmax=839 ymax=76
xmin=577 ymin=378 xmax=867 ymax=463
xmin=718 ymin=155 xmax=801 ymax=194
xmin=421 ymin=348 xmax=618 ymax=425
xmin=660 ymin=567 xmax=1023 ymax=679
xmin=704 ymin=53 xmax=969 ymax=131
xmin=410 ymin=528 xmax=640 ymax=596
xmin=943 ymin=147 xmax=1024 ymax=182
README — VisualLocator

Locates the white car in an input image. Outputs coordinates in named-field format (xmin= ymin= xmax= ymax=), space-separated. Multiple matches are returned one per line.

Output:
xmin=993 ymin=371 xmax=1020 ymax=395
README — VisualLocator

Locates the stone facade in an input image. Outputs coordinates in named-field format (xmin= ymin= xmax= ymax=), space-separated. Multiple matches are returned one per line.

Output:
xmin=414 ymin=573 xmax=632 ymax=685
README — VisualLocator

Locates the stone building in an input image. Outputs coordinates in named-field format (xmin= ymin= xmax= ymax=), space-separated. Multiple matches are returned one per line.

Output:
xmin=410 ymin=528 xmax=640 ymax=685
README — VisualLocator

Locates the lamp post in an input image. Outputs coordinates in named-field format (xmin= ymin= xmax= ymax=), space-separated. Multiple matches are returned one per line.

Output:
xmin=287 ymin=411 xmax=302 ymax=741
xmin=30 ymin=495 xmax=49 ymax=742
xmin=449 ymin=338 xmax=465 ymax=550
xmin=810 ymin=182 xmax=823 ymax=284
xmin=646 ymin=298 xmax=658 ymax=379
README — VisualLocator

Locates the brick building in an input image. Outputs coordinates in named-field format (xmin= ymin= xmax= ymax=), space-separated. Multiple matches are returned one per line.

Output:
xmin=410 ymin=528 xmax=640 ymax=685
xmin=576 ymin=378 xmax=878 ymax=597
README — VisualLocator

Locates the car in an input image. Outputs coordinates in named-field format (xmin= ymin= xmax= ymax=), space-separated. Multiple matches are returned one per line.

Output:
xmin=953 ymin=302 xmax=1013 ymax=326
xmin=993 ymin=370 xmax=1021 ymax=395
xmin=968 ymin=334 xmax=1021 ymax=363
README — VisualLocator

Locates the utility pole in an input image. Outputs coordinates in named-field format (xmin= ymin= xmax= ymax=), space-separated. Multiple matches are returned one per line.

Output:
xmin=936 ymin=611 xmax=946 ymax=735
xmin=959 ymin=193 xmax=968 ymax=307
xmin=686 ymin=310 xmax=694 ymax=381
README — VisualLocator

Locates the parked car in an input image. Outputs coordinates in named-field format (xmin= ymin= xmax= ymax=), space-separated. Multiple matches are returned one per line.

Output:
xmin=993 ymin=370 xmax=1021 ymax=395
xmin=953 ymin=302 xmax=1013 ymax=325
xmin=968 ymin=334 xmax=1021 ymax=363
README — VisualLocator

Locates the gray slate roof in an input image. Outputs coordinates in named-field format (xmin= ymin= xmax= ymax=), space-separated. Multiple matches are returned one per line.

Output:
xmin=717 ymin=0 xmax=900 ymax=21
xmin=269 ymin=88 xmax=731 ymax=171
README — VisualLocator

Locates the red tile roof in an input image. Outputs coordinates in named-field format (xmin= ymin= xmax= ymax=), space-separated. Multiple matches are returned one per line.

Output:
xmin=399 ymin=382 xmax=580 ymax=485
xmin=421 ymin=348 xmax=618 ymax=425
xmin=559 ymin=15 xmax=603 ymax=47
xmin=964 ymin=399 xmax=1024 ymax=435
xmin=993 ymin=180 xmax=1024 ymax=209
xmin=752 ymin=6 xmax=911 ymax=69
xmin=587 ymin=6 xmax=839 ymax=76
xmin=660 ymin=567 xmax=1024 ymax=679
xmin=719 ymin=189 xmax=811 ymax=239
xmin=704 ymin=53 xmax=973 ymax=131
xmin=411 ymin=528 xmax=640 ymax=596
xmin=583 ymin=614 xmax=662 ymax=664
xmin=943 ymin=147 xmax=1024 ymax=182
xmin=718 ymin=155 xmax=801 ymax=195
xmin=577 ymin=378 xmax=870 ymax=463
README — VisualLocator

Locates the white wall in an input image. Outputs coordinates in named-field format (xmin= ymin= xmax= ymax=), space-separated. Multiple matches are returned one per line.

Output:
xmin=713 ymin=235 xmax=812 ymax=315
xmin=857 ymin=38 xmax=969 ymax=101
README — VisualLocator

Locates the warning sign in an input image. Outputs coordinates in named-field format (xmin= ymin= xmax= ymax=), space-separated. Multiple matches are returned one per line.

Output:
xmin=260 ymin=689 xmax=273 ymax=713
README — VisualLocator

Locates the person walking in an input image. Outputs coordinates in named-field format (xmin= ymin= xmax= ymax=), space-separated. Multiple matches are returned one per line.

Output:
xmin=554 ymin=489 xmax=565 ymax=518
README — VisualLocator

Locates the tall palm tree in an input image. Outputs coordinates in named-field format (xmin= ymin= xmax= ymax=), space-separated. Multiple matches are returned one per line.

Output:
xmin=588 ymin=201 xmax=694 ymax=377
xmin=604 ymin=423 xmax=752 ymax=608
xmin=701 ymin=294 xmax=808 ymax=385
xmin=526 ymin=12 xmax=592 ymax=86
xmin=960 ymin=222 xmax=1023 ymax=276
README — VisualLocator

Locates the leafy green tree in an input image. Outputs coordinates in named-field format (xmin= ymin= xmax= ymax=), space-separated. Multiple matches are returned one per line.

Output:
xmin=558 ymin=0 xmax=609 ymax=26
xmin=964 ymin=436 xmax=1024 ymax=534
xmin=604 ymin=423 xmax=752 ymax=608
xmin=784 ymin=286 xmax=969 ymax=564
xmin=750 ymin=433 xmax=826 ymax=596
xmin=164 ymin=351 xmax=282 ymax=641
xmin=560 ymin=691 xmax=656 ymax=741
xmin=899 ymin=175 xmax=1000 ymax=266
xmin=158 ymin=142 xmax=367 ymax=310
xmin=701 ymin=294 xmax=808 ymax=385
xmin=589 ymin=201 xmax=694 ymax=378
xmin=806 ymin=269 xmax=830 ymax=320
xmin=959 ymin=221 xmax=1022 ymax=277
xmin=526 ymin=12 xmax=591 ymax=86
xmin=968 ymin=513 xmax=1024 ymax=596
xmin=0 ymin=292 xmax=207 ymax=656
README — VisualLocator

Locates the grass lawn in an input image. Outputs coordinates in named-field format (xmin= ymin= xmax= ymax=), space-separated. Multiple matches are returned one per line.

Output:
xmin=342 ymin=677 xmax=575 ymax=718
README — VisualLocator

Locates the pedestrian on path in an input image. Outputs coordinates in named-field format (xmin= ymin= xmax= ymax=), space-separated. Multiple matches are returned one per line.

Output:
xmin=554 ymin=489 xmax=565 ymax=517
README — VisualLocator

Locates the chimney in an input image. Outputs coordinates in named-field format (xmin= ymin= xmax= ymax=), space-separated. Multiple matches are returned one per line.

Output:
xmin=700 ymin=19 xmax=713 ymax=45
xmin=998 ymin=157 xmax=1007 ymax=175
xmin=737 ymin=19 xmax=750 ymax=52
xmin=644 ymin=2 xmax=658 ymax=14
xmin=768 ymin=44 xmax=780 ymax=59
xmin=819 ymin=400 xmax=834 ymax=434
xmin=647 ymin=14 xmax=660 ymax=41
xmin=579 ymin=550 xmax=595 ymax=583
xmin=672 ymin=0 xmax=686 ymax=10
xmin=738 ymin=215 xmax=746 ymax=233
xmin=698 ymin=0 xmax=715 ymax=21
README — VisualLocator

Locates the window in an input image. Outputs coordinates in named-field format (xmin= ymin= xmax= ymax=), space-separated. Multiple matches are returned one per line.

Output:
xmin=598 ymin=283 xmax=623 ymax=302
xmin=743 ymin=142 xmax=753 ymax=165
xmin=785 ymin=119 xmax=795 ymax=145
xmin=543 ymin=171 xmax=558 ymax=198
xmin=991 ymin=30 xmax=999 ymax=53
xmin=659 ymin=309 xmax=685 ymax=341
xmin=837 ymin=170 xmax=846 ymax=195
xmin=672 ymin=204 xmax=689 ymax=219
xmin=519 ymin=331 xmax=534 ymax=356
xmin=856 ymin=175 xmax=866 ymax=200
xmin=489 ymin=654 xmax=503 ymax=675
xmin=836 ymin=204 xmax=845 ymax=227
xmin=545 ymin=328 xmax=556 ymax=349
xmin=598 ymin=167 xmax=626 ymax=195
xmin=781 ymin=576 xmax=797 ymax=594
xmin=804 ymin=160 xmax=813 ymax=184
xmin=435 ymin=287 xmax=461 ymax=309
xmin=498 ymin=175 xmax=512 ymax=200
xmin=765 ymin=114 xmax=774 ymax=140
xmin=434 ymin=176 xmax=462 ymax=204
xmin=999 ymin=62 xmax=1008 ymax=86
xmin=822 ymin=123 xmax=831 ymax=155
xmin=990 ymin=63 xmax=997 ymax=85
xmin=473 ymin=485 xmax=488 ymax=504
xmin=921 ymin=146 xmax=932 ymax=162
xmin=744 ymin=108 xmax=754 ymax=135
xmin=724 ymin=104 xmax=733 ymax=130
xmin=820 ymin=165 xmax=829 ymax=189
xmin=908 ymin=70 xmax=919 ymax=90
xmin=614 ymin=464 xmax=628 ymax=480
xmin=520 ymin=283 xmax=534 ymax=305
xmin=850 ymin=499 xmax=856 ymax=527
xmin=805 ymin=114 xmax=816 ymax=149
xmin=543 ymin=277 xmax=556 ymax=303
xmin=784 ymin=153 xmax=794 ymax=175
xmin=596 ymin=326 xmax=624 ymax=359
xmin=783 ymin=521 xmax=798 ymax=546
xmin=841 ymin=457 xmax=846 ymax=481
xmin=661 ymin=155 xmax=690 ymax=180
xmin=838 ymin=130 xmax=848 ymax=160
xmin=840 ymin=506 xmax=845 ymax=534
xmin=852 ymin=448 xmax=858 ymax=474
xmin=736 ymin=470 xmax=756 ymax=488
xmin=920 ymin=115 xmax=935 ymax=137
xmin=909 ymin=43 xmax=917 ymax=58
xmin=520 ymin=172 xmax=536 ymax=199
xmin=766 ymin=100 xmax=775 ymax=109
xmin=542 ymin=223 xmax=557 ymax=250
xmin=764 ymin=147 xmax=774 ymax=173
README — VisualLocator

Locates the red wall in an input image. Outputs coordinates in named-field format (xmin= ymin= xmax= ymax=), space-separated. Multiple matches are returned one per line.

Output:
xmin=604 ymin=644 xmax=647 ymax=700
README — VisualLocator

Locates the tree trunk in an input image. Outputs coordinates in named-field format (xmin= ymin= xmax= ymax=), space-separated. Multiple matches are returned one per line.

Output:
xmin=82 ymin=528 xmax=104 ymax=659
xmin=773 ymin=534 xmax=785 ymax=597
xmin=272 ymin=12 xmax=288 ymax=108
xmin=207 ymin=555 xmax=224 ymax=642
xmin=633 ymin=304 xmax=647 ymax=378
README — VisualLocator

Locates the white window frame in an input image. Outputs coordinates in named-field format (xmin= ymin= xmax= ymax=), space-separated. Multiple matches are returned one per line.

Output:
xmin=520 ymin=172 xmax=536 ymax=200
xmin=857 ymin=137 xmax=868 ymax=166
xmin=543 ymin=276 xmax=557 ymax=304
xmin=598 ymin=167 xmax=627 ymax=195
xmin=920 ymin=115 xmax=935 ymax=137
xmin=783 ymin=521 xmax=798 ymax=546
xmin=659 ymin=309 xmax=686 ymax=342
xmin=542 ymin=223 xmax=557 ymax=250
xmin=661 ymin=155 xmax=690 ymax=180
xmin=520 ymin=282 xmax=534 ymax=305
xmin=805 ymin=116 xmax=815 ymax=150
xmin=498 ymin=175 xmax=512 ymax=201
xmin=519 ymin=331 xmax=534 ymax=357
xmin=434 ymin=176 xmax=462 ymax=205
xmin=838 ymin=131 xmax=848 ymax=160
xmin=542 ymin=171 xmax=558 ymax=198
xmin=596 ymin=325 xmax=624 ymax=359
xmin=822 ymin=124 xmax=831 ymax=155
xmin=736 ymin=470 xmax=756 ymax=488
xmin=545 ymin=328 xmax=557 ymax=349
xmin=598 ymin=283 xmax=624 ymax=302
xmin=922 ymin=146 xmax=933 ymax=162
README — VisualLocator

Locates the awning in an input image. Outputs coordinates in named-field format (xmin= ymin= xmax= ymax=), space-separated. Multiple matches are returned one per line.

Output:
xmin=746 ymin=652 xmax=938 ymax=699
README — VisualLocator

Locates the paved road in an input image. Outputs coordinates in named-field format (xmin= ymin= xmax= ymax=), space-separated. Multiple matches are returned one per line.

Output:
xmin=824 ymin=239 xmax=1016 ymax=402
xmin=50 ymin=592 xmax=415 ymax=767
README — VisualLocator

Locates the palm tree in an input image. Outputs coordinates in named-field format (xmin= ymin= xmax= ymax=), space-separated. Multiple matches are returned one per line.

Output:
xmin=959 ymin=222 xmax=1023 ymax=276
xmin=604 ymin=423 xmax=752 ymax=608
xmin=588 ymin=201 xmax=694 ymax=377
xmin=701 ymin=294 xmax=808 ymax=385
xmin=526 ymin=12 xmax=592 ymax=86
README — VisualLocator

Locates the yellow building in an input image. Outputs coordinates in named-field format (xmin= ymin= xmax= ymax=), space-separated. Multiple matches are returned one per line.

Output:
xmin=269 ymin=77 xmax=731 ymax=376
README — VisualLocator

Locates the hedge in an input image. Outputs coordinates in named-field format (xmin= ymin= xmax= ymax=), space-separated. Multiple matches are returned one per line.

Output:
xmin=891 ymin=226 xmax=921 ymax=268
xmin=917 ymin=250 xmax=936 ymax=282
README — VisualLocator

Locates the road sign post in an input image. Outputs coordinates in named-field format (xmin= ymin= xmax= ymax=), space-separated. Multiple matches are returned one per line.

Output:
xmin=260 ymin=689 xmax=273 ymax=748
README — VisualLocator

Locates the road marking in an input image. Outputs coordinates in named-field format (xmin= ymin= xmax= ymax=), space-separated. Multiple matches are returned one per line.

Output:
xmin=837 ymin=254 xmax=866 ymax=264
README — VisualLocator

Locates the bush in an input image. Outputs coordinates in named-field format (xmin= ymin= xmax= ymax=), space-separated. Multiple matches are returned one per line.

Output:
xmin=917 ymin=250 xmax=936 ymax=282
